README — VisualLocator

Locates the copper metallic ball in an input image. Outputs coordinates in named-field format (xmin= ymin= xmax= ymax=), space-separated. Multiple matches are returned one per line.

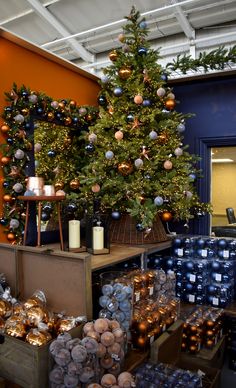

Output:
xmin=56 ymin=318 xmax=76 ymax=333
xmin=26 ymin=330 xmax=52 ymax=346
xmin=69 ymin=100 xmax=77 ymax=107
xmin=6 ymin=322 xmax=27 ymax=338
xmin=54 ymin=181 xmax=65 ymax=191
xmin=24 ymin=296 xmax=43 ymax=309
xmin=117 ymin=161 xmax=133 ymax=176
xmin=69 ymin=178 xmax=80 ymax=190
xmin=165 ymin=99 xmax=176 ymax=110
xmin=7 ymin=232 xmax=16 ymax=242
xmin=27 ymin=306 xmax=49 ymax=324
xmin=161 ymin=212 xmax=173 ymax=222
xmin=0 ymin=299 xmax=12 ymax=318
xmin=58 ymin=102 xmax=65 ymax=109
xmin=1 ymin=124 xmax=10 ymax=133
xmin=47 ymin=112 xmax=55 ymax=121
xmin=65 ymin=117 xmax=72 ymax=125
xmin=118 ymin=66 xmax=132 ymax=80
xmin=189 ymin=344 xmax=198 ymax=354
xmin=3 ymin=194 xmax=12 ymax=202
xmin=109 ymin=50 xmax=118 ymax=61
xmin=1 ymin=156 xmax=11 ymax=165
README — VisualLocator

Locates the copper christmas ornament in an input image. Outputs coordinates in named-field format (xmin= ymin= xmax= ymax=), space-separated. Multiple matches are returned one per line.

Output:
xmin=26 ymin=330 xmax=52 ymax=346
xmin=0 ymin=299 xmax=12 ymax=318
xmin=7 ymin=232 xmax=16 ymax=242
xmin=118 ymin=161 xmax=133 ymax=176
xmin=6 ymin=322 xmax=27 ymax=338
xmin=27 ymin=305 xmax=49 ymax=324
xmin=1 ymin=156 xmax=11 ymax=165
xmin=109 ymin=50 xmax=118 ymax=61
xmin=69 ymin=178 xmax=80 ymax=190
xmin=54 ymin=181 xmax=65 ymax=191
xmin=1 ymin=124 xmax=10 ymax=133
xmin=161 ymin=212 xmax=173 ymax=222
xmin=65 ymin=117 xmax=72 ymax=125
xmin=56 ymin=318 xmax=76 ymax=333
xmin=3 ymin=194 xmax=13 ymax=202
xmin=118 ymin=66 xmax=132 ymax=80
xmin=47 ymin=112 xmax=55 ymax=121
xmin=165 ymin=99 xmax=176 ymax=110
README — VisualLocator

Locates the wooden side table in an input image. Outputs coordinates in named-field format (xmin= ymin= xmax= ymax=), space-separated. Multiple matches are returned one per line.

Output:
xmin=18 ymin=195 xmax=65 ymax=250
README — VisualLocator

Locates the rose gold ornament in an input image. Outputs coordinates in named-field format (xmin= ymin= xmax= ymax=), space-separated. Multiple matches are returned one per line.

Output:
xmin=163 ymin=160 xmax=173 ymax=170
xmin=118 ymin=161 xmax=133 ymax=176
xmin=134 ymin=94 xmax=143 ymax=104
xmin=115 ymin=130 xmax=123 ymax=140
xmin=58 ymin=102 xmax=65 ymax=109
xmin=92 ymin=183 xmax=101 ymax=193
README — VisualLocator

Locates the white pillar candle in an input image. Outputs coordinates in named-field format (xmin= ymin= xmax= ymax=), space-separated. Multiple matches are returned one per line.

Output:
xmin=93 ymin=225 xmax=104 ymax=250
xmin=69 ymin=220 xmax=80 ymax=249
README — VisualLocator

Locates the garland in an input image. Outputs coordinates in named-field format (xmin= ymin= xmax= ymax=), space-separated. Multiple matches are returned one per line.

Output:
xmin=166 ymin=45 xmax=236 ymax=75
xmin=0 ymin=83 xmax=98 ymax=244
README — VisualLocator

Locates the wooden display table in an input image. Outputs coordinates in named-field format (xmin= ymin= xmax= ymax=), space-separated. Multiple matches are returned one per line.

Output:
xmin=18 ymin=195 xmax=65 ymax=250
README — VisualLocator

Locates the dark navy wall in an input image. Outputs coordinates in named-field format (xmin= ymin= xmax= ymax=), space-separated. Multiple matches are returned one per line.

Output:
xmin=171 ymin=74 xmax=236 ymax=235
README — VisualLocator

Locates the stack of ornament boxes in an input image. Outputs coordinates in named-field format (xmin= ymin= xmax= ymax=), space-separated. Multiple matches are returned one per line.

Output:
xmin=148 ymin=236 xmax=236 ymax=308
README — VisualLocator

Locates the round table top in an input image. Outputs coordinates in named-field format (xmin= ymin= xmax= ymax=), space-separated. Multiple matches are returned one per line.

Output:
xmin=18 ymin=195 xmax=66 ymax=201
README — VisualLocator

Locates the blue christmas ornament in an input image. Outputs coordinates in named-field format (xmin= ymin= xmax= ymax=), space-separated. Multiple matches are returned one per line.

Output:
xmin=138 ymin=47 xmax=147 ymax=55
xmin=25 ymin=122 xmax=31 ymax=130
xmin=98 ymin=95 xmax=107 ymax=106
xmin=154 ymin=196 xmax=164 ymax=206
xmin=2 ymin=181 xmax=10 ymax=188
xmin=47 ymin=150 xmax=56 ymax=157
xmin=85 ymin=143 xmax=95 ymax=153
xmin=189 ymin=173 xmax=196 ymax=181
xmin=105 ymin=150 xmax=114 ymax=159
xmin=127 ymin=114 xmax=134 ymax=122
xmin=136 ymin=223 xmax=144 ymax=232
xmin=161 ymin=73 xmax=168 ymax=82
xmin=218 ymin=238 xmax=227 ymax=249
xmin=139 ymin=21 xmax=147 ymax=29
xmin=142 ymin=99 xmax=151 ymax=107
xmin=6 ymin=138 xmax=13 ymax=145
xmin=111 ymin=211 xmax=121 ymax=220
xmin=113 ymin=87 xmax=123 ymax=96
xmin=37 ymin=108 xmax=43 ymax=115
xmin=0 ymin=218 xmax=8 ymax=226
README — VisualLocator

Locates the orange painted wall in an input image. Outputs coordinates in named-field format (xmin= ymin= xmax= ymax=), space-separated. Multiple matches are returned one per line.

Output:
xmin=0 ymin=34 xmax=100 ymax=242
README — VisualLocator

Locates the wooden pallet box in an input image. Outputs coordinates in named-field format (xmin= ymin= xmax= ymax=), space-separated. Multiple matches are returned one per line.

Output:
xmin=0 ymin=325 xmax=83 ymax=388
xmin=150 ymin=320 xmax=221 ymax=388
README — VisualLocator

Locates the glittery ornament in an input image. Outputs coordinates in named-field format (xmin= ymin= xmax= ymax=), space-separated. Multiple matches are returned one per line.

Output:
xmin=157 ymin=87 xmax=166 ymax=97
xmin=14 ymin=149 xmax=25 ymax=159
xmin=118 ymin=161 xmax=133 ymax=176
xmin=88 ymin=133 xmax=97 ymax=142
xmin=51 ymin=101 xmax=59 ymax=109
xmin=134 ymin=158 xmax=143 ymax=169
xmin=177 ymin=123 xmax=186 ymax=132
xmin=28 ymin=94 xmax=38 ymax=103
xmin=174 ymin=147 xmax=183 ymax=156
xmin=164 ymin=160 xmax=173 ymax=170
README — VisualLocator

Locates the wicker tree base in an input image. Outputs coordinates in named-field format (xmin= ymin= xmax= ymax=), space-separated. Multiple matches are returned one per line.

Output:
xmin=109 ymin=213 xmax=169 ymax=245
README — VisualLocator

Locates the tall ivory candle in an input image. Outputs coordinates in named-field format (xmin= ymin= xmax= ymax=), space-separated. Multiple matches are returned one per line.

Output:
xmin=69 ymin=220 xmax=80 ymax=249
xmin=93 ymin=225 xmax=104 ymax=250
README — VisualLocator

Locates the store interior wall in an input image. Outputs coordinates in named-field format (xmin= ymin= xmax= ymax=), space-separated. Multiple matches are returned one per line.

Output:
xmin=0 ymin=34 xmax=100 ymax=243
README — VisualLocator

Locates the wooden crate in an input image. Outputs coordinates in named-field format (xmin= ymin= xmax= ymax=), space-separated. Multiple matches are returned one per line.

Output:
xmin=0 ymin=325 xmax=82 ymax=388
xmin=150 ymin=320 xmax=221 ymax=388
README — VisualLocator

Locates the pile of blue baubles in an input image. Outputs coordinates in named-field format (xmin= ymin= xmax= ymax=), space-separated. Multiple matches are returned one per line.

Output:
xmin=148 ymin=236 xmax=236 ymax=308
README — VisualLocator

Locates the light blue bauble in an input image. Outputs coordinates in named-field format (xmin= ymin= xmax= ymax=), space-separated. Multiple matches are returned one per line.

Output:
xmin=113 ymin=87 xmax=123 ymax=96
xmin=177 ymin=123 xmax=186 ymax=132
xmin=105 ymin=150 xmax=114 ymax=159
xmin=149 ymin=130 xmax=158 ymax=140
xmin=189 ymin=173 xmax=196 ymax=181
xmin=154 ymin=196 xmax=164 ymax=206
xmin=9 ymin=219 xmax=20 ymax=229
xmin=139 ymin=21 xmax=147 ymax=29
xmin=134 ymin=158 xmax=143 ymax=168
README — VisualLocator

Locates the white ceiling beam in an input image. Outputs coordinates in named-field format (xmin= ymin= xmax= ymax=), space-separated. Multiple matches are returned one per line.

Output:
xmin=25 ymin=0 xmax=94 ymax=63
xmin=171 ymin=0 xmax=195 ymax=39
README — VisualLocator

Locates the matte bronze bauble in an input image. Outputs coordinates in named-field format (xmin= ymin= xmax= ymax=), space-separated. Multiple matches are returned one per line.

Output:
xmin=157 ymin=133 xmax=168 ymax=144
xmin=6 ymin=322 xmax=27 ymax=338
xmin=118 ymin=161 xmax=133 ymax=176
xmin=109 ymin=50 xmax=118 ymax=61
xmin=1 ymin=156 xmax=11 ymax=165
xmin=69 ymin=178 xmax=80 ymax=190
xmin=165 ymin=99 xmax=176 ymax=110
xmin=7 ymin=232 xmax=16 ymax=242
xmin=26 ymin=330 xmax=52 ymax=346
xmin=161 ymin=212 xmax=173 ymax=222
xmin=1 ymin=124 xmax=10 ymax=133
xmin=0 ymin=299 xmax=12 ymax=318
xmin=54 ymin=181 xmax=65 ymax=191
xmin=3 ymin=194 xmax=12 ymax=202
xmin=118 ymin=66 xmax=132 ymax=80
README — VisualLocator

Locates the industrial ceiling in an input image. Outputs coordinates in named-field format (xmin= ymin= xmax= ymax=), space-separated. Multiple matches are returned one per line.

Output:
xmin=0 ymin=0 xmax=236 ymax=77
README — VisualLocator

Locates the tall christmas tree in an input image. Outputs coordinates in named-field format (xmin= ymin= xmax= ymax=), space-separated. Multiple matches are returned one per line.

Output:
xmin=78 ymin=7 xmax=210 ymax=237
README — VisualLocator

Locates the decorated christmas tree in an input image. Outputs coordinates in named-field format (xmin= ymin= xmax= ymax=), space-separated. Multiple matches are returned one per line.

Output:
xmin=78 ymin=7 xmax=210 ymax=241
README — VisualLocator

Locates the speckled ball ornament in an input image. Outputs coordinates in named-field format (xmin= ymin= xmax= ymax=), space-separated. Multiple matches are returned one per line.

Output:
xmin=13 ymin=183 xmax=23 ymax=193
xmin=28 ymin=94 xmax=38 ymax=104
xmin=174 ymin=147 xmax=183 ymax=156
xmin=134 ymin=94 xmax=143 ymax=104
xmin=14 ymin=114 xmax=24 ymax=123
xmin=79 ymin=107 xmax=87 ymax=116
xmin=164 ymin=160 xmax=173 ymax=170
xmin=177 ymin=123 xmax=185 ymax=133
xmin=115 ymin=130 xmax=123 ymax=140
xmin=149 ymin=130 xmax=158 ymax=140
xmin=167 ymin=92 xmax=175 ymax=100
xmin=14 ymin=149 xmax=25 ymax=159
xmin=157 ymin=87 xmax=166 ymax=97
xmin=9 ymin=219 xmax=20 ymax=229
xmin=134 ymin=158 xmax=143 ymax=169
xmin=105 ymin=151 xmax=114 ymax=160
xmin=51 ymin=101 xmax=59 ymax=109
xmin=154 ymin=196 xmax=164 ymax=206
xmin=88 ymin=133 xmax=97 ymax=143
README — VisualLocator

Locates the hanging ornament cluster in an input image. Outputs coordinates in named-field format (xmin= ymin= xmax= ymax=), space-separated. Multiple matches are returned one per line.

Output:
xmin=0 ymin=84 xmax=98 ymax=243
